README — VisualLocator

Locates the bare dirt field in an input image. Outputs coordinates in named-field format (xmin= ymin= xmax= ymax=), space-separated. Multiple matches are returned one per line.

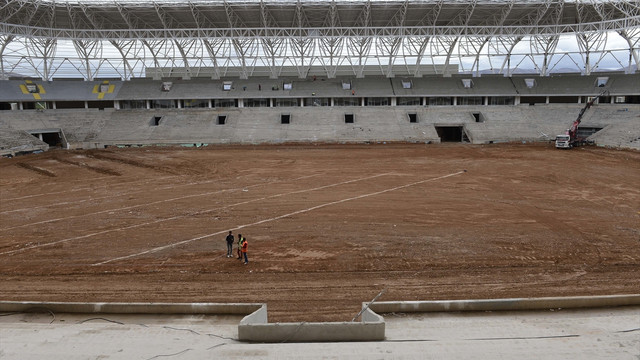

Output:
xmin=1 ymin=143 xmax=639 ymax=322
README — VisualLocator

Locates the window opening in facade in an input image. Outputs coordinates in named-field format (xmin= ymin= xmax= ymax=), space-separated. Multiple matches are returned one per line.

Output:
xmin=397 ymin=97 xmax=421 ymax=106
xmin=457 ymin=97 xmax=483 ymax=105
xmin=213 ymin=99 xmax=237 ymax=108
xmin=183 ymin=99 xmax=209 ymax=108
xmin=274 ymin=98 xmax=299 ymax=107
xmin=365 ymin=97 xmax=390 ymax=106
xmin=151 ymin=100 xmax=175 ymax=109
xmin=489 ymin=97 xmax=515 ymax=105
xmin=151 ymin=116 xmax=162 ymax=126
xmin=427 ymin=97 xmax=453 ymax=106
xmin=345 ymin=114 xmax=355 ymax=123
xmin=334 ymin=97 xmax=360 ymax=106
xmin=305 ymin=97 xmax=330 ymax=106
xmin=244 ymin=98 xmax=270 ymax=107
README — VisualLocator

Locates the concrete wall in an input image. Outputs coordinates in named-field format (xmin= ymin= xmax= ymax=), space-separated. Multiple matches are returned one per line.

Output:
xmin=0 ymin=301 xmax=262 ymax=315
xmin=238 ymin=305 xmax=385 ymax=343
xmin=1 ymin=104 xmax=638 ymax=153
xmin=2 ymin=296 xmax=638 ymax=343
xmin=370 ymin=294 xmax=640 ymax=313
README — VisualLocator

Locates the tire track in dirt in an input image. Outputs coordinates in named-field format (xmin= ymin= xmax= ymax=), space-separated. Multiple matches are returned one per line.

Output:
xmin=15 ymin=163 xmax=56 ymax=177
xmin=85 ymin=151 xmax=180 ymax=175
xmin=53 ymin=156 xmax=121 ymax=176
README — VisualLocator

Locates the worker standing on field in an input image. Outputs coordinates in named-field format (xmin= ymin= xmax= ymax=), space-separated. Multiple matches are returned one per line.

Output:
xmin=225 ymin=231 xmax=234 ymax=258
xmin=241 ymin=237 xmax=249 ymax=264
xmin=237 ymin=234 xmax=244 ymax=260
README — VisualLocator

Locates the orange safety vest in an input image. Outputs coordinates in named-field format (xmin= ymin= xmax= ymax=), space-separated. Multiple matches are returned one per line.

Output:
xmin=241 ymin=239 xmax=248 ymax=253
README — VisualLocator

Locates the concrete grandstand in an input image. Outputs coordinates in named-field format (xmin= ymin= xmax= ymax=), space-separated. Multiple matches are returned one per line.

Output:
xmin=1 ymin=1 xmax=640 ymax=156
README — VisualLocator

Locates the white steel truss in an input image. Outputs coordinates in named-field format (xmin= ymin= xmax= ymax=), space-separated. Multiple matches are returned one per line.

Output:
xmin=1 ymin=0 xmax=639 ymax=80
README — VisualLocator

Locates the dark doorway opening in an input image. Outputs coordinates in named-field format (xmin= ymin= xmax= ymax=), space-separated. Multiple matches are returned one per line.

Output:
xmin=29 ymin=131 xmax=62 ymax=147
xmin=281 ymin=114 xmax=291 ymax=124
xmin=577 ymin=127 xmax=603 ymax=138
xmin=217 ymin=115 xmax=227 ymax=125
xmin=472 ymin=112 xmax=484 ymax=123
xmin=151 ymin=116 xmax=162 ymax=126
xmin=435 ymin=126 xmax=465 ymax=142
xmin=408 ymin=113 xmax=418 ymax=123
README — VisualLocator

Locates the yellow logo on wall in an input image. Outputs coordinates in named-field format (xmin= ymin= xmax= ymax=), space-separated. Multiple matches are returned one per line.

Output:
xmin=19 ymin=80 xmax=46 ymax=100
xmin=93 ymin=80 xmax=115 ymax=99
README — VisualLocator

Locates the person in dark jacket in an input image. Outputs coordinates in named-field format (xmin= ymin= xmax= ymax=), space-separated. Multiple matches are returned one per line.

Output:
xmin=225 ymin=231 xmax=234 ymax=258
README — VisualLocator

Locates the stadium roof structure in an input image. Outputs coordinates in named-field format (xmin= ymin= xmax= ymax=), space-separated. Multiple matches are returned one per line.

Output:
xmin=1 ymin=0 xmax=639 ymax=80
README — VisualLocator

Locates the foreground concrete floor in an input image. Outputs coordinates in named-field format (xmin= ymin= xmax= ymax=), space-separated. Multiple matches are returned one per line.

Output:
xmin=1 ymin=306 xmax=639 ymax=359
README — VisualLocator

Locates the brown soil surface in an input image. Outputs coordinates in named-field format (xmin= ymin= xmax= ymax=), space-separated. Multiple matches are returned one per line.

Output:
xmin=1 ymin=143 xmax=639 ymax=322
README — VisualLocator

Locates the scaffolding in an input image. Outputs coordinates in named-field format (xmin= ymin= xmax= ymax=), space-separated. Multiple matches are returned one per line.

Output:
xmin=1 ymin=0 xmax=639 ymax=80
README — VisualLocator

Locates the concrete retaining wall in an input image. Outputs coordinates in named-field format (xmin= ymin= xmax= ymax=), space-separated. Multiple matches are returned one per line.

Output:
xmin=2 ymin=296 xmax=639 ymax=343
xmin=0 ymin=301 xmax=262 ymax=315
xmin=369 ymin=294 xmax=640 ymax=313
xmin=1 ymin=104 xmax=638 ymax=151
xmin=238 ymin=305 xmax=385 ymax=343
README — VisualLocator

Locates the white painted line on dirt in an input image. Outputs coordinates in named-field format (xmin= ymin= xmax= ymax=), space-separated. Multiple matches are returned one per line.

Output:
xmin=92 ymin=170 xmax=464 ymax=266
xmin=1 ymin=172 xmax=377 ymax=256
xmin=2 ymin=173 xmax=388 ymax=256
xmin=0 ymin=173 xmax=322 ymax=231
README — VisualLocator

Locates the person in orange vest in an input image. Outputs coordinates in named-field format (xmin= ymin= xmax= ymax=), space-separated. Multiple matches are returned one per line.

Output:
xmin=241 ymin=237 xmax=248 ymax=265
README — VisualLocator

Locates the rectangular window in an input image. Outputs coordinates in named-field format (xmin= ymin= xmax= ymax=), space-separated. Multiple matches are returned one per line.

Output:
xmin=365 ymin=97 xmax=390 ymax=106
xmin=489 ymin=97 xmax=515 ymax=105
xmin=520 ymin=96 xmax=546 ymax=104
xmin=56 ymin=101 xmax=85 ymax=109
xmin=25 ymin=83 xmax=39 ymax=93
xmin=397 ymin=97 xmax=421 ymax=106
xmin=408 ymin=113 xmax=418 ymax=123
xmin=183 ymin=99 xmax=209 ymax=108
xmin=427 ymin=97 xmax=453 ymax=106
xmin=549 ymin=96 xmax=579 ymax=104
xmin=345 ymin=114 xmax=355 ymax=123
xmin=457 ymin=97 xmax=483 ymax=105
xmin=120 ymin=100 xmax=147 ymax=109
xmin=87 ymin=101 xmax=113 ymax=109
xmin=304 ymin=98 xmax=330 ymax=107
xmin=274 ymin=98 xmax=299 ymax=107
xmin=151 ymin=100 xmax=176 ymax=109
xmin=596 ymin=77 xmax=609 ymax=87
xmin=334 ymin=97 xmax=360 ymax=106
xmin=217 ymin=115 xmax=227 ymax=125
xmin=244 ymin=98 xmax=270 ymax=107
xmin=281 ymin=114 xmax=291 ymax=124
xmin=213 ymin=99 xmax=237 ymax=108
